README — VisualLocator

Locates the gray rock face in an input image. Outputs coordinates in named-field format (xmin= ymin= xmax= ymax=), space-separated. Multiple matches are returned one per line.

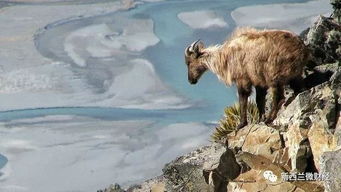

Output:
xmin=126 ymin=177 xmax=165 ymax=192
xmin=276 ymin=69 xmax=340 ymax=171
xmin=275 ymin=11 xmax=341 ymax=178
xmin=320 ymin=148 xmax=341 ymax=192
xmin=162 ymin=144 xmax=225 ymax=192
xmin=204 ymin=148 xmax=241 ymax=192
xmin=99 ymin=178 xmax=166 ymax=192
xmin=303 ymin=16 xmax=341 ymax=65
xmin=331 ymin=0 xmax=341 ymax=23
xmin=97 ymin=184 xmax=125 ymax=192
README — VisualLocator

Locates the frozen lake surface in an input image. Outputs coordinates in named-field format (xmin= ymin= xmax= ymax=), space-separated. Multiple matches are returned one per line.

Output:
xmin=0 ymin=0 xmax=331 ymax=191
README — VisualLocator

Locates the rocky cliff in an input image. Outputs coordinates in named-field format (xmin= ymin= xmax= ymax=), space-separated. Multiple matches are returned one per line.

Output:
xmin=100 ymin=1 xmax=341 ymax=191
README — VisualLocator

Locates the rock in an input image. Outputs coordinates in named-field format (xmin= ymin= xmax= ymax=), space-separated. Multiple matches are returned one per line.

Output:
xmin=320 ymin=148 xmax=341 ymax=192
xmin=308 ymin=120 xmax=338 ymax=171
xmin=286 ymin=124 xmax=311 ymax=172
xmin=126 ymin=177 xmax=166 ymax=192
xmin=100 ymin=177 xmax=166 ymax=192
xmin=98 ymin=184 xmax=125 ymax=192
xmin=204 ymin=148 xmax=241 ymax=192
xmin=231 ymin=152 xmax=323 ymax=192
xmin=162 ymin=143 xmax=243 ymax=192
xmin=163 ymin=160 xmax=208 ymax=191
xmin=276 ymin=79 xmax=340 ymax=171
xmin=303 ymin=63 xmax=337 ymax=89
xmin=235 ymin=152 xmax=286 ymax=180
xmin=335 ymin=87 xmax=341 ymax=144
xmin=228 ymin=169 xmax=301 ymax=192
xmin=150 ymin=183 xmax=165 ymax=192
xmin=292 ymin=181 xmax=324 ymax=192
xmin=331 ymin=0 xmax=341 ymax=23
xmin=227 ymin=125 xmax=283 ymax=163
xmin=329 ymin=63 xmax=341 ymax=90
xmin=162 ymin=143 xmax=225 ymax=192
xmin=303 ymin=15 xmax=341 ymax=64
xmin=275 ymin=87 xmax=315 ymax=130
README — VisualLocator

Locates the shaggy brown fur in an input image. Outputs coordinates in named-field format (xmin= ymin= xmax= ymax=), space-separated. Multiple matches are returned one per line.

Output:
xmin=185 ymin=27 xmax=310 ymax=128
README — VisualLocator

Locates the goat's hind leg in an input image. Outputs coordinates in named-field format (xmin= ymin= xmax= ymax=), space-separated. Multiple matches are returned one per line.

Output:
xmin=284 ymin=76 xmax=305 ymax=106
xmin=255 ymin=86 xmax=267 ymax=123
xmin=265 ymin=85 xmax=285 ymax=125
xmin=290 ymin=76 xmax=305 ymax=95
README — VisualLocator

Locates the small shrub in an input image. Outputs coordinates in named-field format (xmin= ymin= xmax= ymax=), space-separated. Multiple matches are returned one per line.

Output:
xmin=212 ymin=101 xmax=259 ymax=142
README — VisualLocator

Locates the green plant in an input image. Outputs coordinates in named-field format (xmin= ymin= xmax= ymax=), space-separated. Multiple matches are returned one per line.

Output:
xmin=212 ymin=101 xmax=259 ymax=142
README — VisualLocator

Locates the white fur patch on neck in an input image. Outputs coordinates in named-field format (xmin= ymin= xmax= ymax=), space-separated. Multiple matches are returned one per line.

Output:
xmin=203 ymin=45 xmax=233 ymax=86
xmin=224 ymin=69 xmax=232 ymax=86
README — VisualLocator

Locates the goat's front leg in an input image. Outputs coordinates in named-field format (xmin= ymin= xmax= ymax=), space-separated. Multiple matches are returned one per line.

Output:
xmin=237 ymin=85 xmax=251 ymax=129
xmin=255 ymin=86 xmax=267 ymax=122
xmin=265 ymin=85 xmax=285 ymax=125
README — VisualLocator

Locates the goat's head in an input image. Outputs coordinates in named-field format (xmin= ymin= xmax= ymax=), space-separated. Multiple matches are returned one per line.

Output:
xmin=184 ymin=40 xmax=208 ymax=85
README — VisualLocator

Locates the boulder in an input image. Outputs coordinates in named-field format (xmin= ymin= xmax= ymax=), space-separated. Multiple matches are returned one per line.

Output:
xmin=97 ymin=184 xmax=125 ymax=192
xmin=286 ymin=124 xmax=311 ymax=172
xmin=320 ymin=148 xmax=341 ymax=192
xmin=203 ymin=148 xmax=241 ymax=192
xmin=162 ymin=143 xmax=225 ymax=192
xmin=126 ymin=177 xmax=165 ymax=192
xmin=308 ymin=119 xmax=338 ymax=171
xmin=331 ymin=0 xmax=341 ymax=23
xmin=303 ymin=16 xmax=341 ymax=65
xmin=227 ymin=125 xmax=283 ymax=163
xmin=275 ymin=70 xmax=340 ymax=171
xmin=231 ymin=152 xmax=323 ymax=192
xmin=227 ymin=169 xmax=301 ymax=192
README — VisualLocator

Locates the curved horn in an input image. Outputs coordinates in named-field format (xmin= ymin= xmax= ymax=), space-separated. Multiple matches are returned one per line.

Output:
xmin=193 ymin=39 xmax=201 ymax=51
xmin=189 ymin=39 xmax=200 ymax=52
xmin=185 ymin=46 xmax=191 ymax=57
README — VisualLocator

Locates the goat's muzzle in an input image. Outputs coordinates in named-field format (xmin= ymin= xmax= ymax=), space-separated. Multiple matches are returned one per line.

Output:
xmin=188 ymin=78 xmax=198 ymax=85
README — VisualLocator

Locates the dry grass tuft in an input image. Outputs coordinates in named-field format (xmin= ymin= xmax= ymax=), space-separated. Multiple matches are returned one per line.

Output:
xmin=212 ymin=101 xmax=259 ymax=142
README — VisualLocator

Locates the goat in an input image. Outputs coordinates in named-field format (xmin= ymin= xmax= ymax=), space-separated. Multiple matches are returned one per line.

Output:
xmin=184 ymin=27 xmax=309 ymax=129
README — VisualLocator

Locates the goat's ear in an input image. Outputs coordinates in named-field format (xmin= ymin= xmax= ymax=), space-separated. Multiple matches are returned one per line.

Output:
xmin=199 ymin=51 xmax=209 ymax=58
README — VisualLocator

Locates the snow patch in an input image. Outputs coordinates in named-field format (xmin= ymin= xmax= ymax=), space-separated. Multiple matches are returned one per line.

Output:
xmin=231 ymin=0 xmax=332 ymax=33
xmin=178 ymin=10 xmax=228 ymax=29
